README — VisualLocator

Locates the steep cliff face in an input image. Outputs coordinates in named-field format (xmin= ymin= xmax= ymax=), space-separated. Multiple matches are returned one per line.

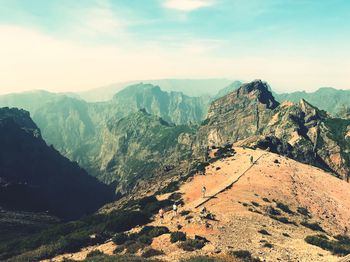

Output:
xmin=95 ymin=110 xmax=195 ymax=192
xmin=198 ymin=80 xmax=279 ymax=146
xmin=0 ymin=107 xmax=114 ymax=220
xmin=198 ymin=80 xmax=350 ymax=180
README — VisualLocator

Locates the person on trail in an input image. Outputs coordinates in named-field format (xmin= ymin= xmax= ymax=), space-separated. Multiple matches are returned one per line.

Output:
xmin=201 ymin=186 xmax=207 ymax=198
xmin=159 ymin=208 xmax=165 ymax=223
xmin=173 ymin=203 xmax=178 ymax=216
xmin=250 ymin=155 xmax=254 ymax=164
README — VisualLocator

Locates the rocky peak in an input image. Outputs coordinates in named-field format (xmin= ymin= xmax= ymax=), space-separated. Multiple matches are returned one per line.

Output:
xmin=237 ymin=80 xmax=279 ymax=109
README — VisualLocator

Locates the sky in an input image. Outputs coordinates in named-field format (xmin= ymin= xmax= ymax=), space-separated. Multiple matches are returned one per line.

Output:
xmin=0 ymin=0 xmax=349 ymax=94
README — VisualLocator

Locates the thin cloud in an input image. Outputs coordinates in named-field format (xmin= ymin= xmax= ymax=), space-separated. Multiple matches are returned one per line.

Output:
xmin=163 ymin=0 xmax=215 ymax=12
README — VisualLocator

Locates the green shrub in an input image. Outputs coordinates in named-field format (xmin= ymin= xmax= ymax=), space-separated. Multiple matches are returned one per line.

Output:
xmin=138 ymin=235 xmax=153 ymax=245
xmin=305 ymin=234 xmax=350 ymax=256
xmin=276 ymin=202 xmax=294 ymax=214
xmin=170 ymin=231 xmax=187 ymax=243
xmin=262 ymin=198 xmax=270 ymax=203
xmin=251 ymin=201 xmax=260 ymax=207
xmin=266 ymin=206 xmax=281 ymax=216
xmin=113 ymin=245 xmax=125 ymax=254
xmin=297 ymin=207 xmax=310 ymax=217
xmin=300 ymin=221 xmax=325 ymax=232
xmin=112 ymin=233 xmax=128 ymax=245
xmin=86 ymin=250 xmax=104 ymax=258
xmin=124 ymin=241 xmax=146 ymax=254
xmin=230 ymin=250 xmax=261 ymax=261
xmin=141 ymin=248 xmax=164 ymax=258
xmin=263 ymin=242 xmax=273 ymax=248
xmin=258 ymin=229 xmax=271 ymax=236
xmin=180 ymin=210 xmax=191 ymax=216
xmin=269 ymin=215 xmax=297 ymax=226
xmin=139 ymin=226 xmax=169 ymax=238
xmin=334 ymin=235 xmax=350 ymax=244
xmin=168 ymin=192 xmax=182 ymax=201
xmin=179 ymin=239 xmax=205 ymax=251
xmin=180 ymin=256 xmax=225 ymax=262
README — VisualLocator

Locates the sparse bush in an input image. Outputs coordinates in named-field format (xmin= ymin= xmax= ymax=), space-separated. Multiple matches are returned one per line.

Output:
xmin=266 ymin=206 xmax=281 ymax=216
xmin=139 ymin=226 xmax=169 ymax=238
xmin=112 ymin=233 xmax=128 ymax=245
xmin=125 ymin=241 xmax=146 ymax=254
xmin=301 ymin=221 xmax=325 ymax=232
xmin=180 ymin=210 xmax=190 ymax=216
xmin=251 ymin=201 xmax=260 ymax=207
xmin=282 ymin=233 xmax=290 ymax=237
xmin=262 ymin=198 xmax=270 ymax=203
xmin=170 ymin=231 xmax=186 ymax=243
xmin=258 ymin=229 xmax=271 ymax=236
xmin=180 ymin=256 xmax=226 ymax=262
xmin=138 ymin=235 xmax=153 ymax=245
xmin=304 ymin=235 xmax=350 ymax=255
xmin=141 ymin=248 xmax=164 ymax=258
xmin=113 ymin=245 xmax=125 ymax=254
xmin=276 ymin=202 xmax=293 ymax=214
xmin=86 ymin=250 xmax=103 ymax=258
xmin=168 ymin=192 xmax=182 ymax=201
xmin=230 ymin=250 xmax=261 ymax=262
xmin=270 ymin=215 xmax=297 ymax=226
xmin=297 ymin=207 xmax=310 ymax=217
xmin=179 ymin=239 xmax=205 ymax=251
xmin=263 ymin=242 xmax=273 ymax=248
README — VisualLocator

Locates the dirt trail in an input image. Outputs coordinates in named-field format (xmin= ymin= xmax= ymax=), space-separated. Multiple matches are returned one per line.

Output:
xmin=187 ymin=149 xmax=266 ymax=209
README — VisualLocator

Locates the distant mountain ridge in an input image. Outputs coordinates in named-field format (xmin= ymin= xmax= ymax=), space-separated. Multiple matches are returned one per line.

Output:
xmin=273 ymin=87 xmax=350 ymax=115
xmin=78 ymin=78 xmax=233 ymax=102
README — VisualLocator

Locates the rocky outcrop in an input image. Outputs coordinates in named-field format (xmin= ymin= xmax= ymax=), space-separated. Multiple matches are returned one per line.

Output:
xmin=198 ymin=80 xmax=279 ymax=146
xmin=198 ymin=80 xmax=350 ymax=180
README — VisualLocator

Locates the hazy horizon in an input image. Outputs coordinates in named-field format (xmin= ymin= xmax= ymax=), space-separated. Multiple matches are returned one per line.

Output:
xmin=1 ymin=0 xmax=350 ymax=95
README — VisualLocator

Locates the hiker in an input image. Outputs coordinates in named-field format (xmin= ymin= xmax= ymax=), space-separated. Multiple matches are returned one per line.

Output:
xmin=250 ymin=155 xmax=254 ymax=164
xmin=173 ymin=203 xmax=178 ymax=216
xmin=158 ymin=208 xmax=165 ymax=223
xmin=201 ymin=185 xmax=207 ymax=198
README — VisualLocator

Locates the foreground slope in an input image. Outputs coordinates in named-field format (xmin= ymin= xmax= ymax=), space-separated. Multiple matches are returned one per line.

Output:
xmin=51 ymin=147 xmax=350 ymax=262
xmin=0 ymin=107 xmax=114 ymax=220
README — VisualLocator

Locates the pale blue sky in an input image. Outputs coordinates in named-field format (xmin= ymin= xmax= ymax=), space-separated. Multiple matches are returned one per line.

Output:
xmin=0 ymin=0 xmax=349 ymax=94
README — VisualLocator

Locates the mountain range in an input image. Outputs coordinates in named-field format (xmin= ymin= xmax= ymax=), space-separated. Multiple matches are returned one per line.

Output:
xmin=1 ymin=79 xmax=350 ymax=261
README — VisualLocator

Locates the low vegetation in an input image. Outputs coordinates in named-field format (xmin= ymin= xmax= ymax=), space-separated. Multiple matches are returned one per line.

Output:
xmin=276 ymin=202 xmax=294 ymax=214
xmin=300 ymin=221 xmax=325 ymax=232
xmin=305 ymin=234 xmax=350 ymax=256
xmin=179 ymin=239 xmax=206 ymax=251
xmin=170 ymin=231 xmax=187 ymax=243
xmin=258 ymin=229 xmax=271 ymax=236
xmin=230 ymin=250 xmax=261 ymax=262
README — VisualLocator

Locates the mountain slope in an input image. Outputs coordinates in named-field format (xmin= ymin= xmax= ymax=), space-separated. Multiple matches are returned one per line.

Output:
xmin=52 ymin=147 xmax=350 ymax=261
xmin=0 ymin=107 xmax=114 ymax=220
xmin=96 ymin=110 xmax=196 ymax=191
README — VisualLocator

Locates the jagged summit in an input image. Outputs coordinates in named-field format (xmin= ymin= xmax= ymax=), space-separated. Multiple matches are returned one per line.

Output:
xmin=198 ymin=80 xmax=350 ymax=180
xmin=237 ymin=80 xmax=279 ymax=109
